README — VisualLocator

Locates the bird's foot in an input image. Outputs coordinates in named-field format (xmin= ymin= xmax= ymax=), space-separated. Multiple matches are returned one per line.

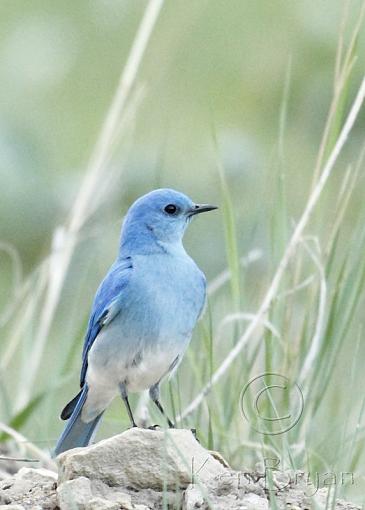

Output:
xmin=148 ymin=424 xmax=161 ymax=430
xmin=190 ymin=428 xmax=199 ymax=442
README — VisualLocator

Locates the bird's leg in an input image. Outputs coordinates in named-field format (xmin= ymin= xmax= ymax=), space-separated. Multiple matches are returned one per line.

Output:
xmin=153 ymin=399 xmax=175 ymax=428
xmin=119 ymin=382 xmax=137 ymax=428
xmin=123 ymin=395 xmax=138 ymax=428
xmin=149 ymin=384 xmax=175 ymax=428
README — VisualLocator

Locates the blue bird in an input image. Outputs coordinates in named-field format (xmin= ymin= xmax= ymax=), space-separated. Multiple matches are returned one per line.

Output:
xmin=55 ymin=188 xmax=217 ymax=455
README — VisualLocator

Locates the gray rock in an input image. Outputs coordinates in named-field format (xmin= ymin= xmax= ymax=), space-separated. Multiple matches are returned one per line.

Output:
xmin=183 ymin=484 xmax=206 ymax=509
xmin=57 ymin=428 xmax=226 ymax=490
xmin=183 ymin=477 xmax=269 ymax=510
xmin=16 ymin=467 xmax=57 ymax=482
xmin=86 ymin=478 xmax=166 ymax=509
xmin=0 ymin=505 xmax=26 ymax=510
xmin=0 ymin=430 xmax=360 ymax=510
xmin=109 ymin=491 xmax=133 ymax=509
xmin=57 ymin=476 xmax=93 ymax=509
xmin=241 ymin=493 xmax=269 ymax=509
xmin=57 ymin=476 xmax=146 ymax=510
xmin=85 ymin=497 xmax=120 ymax=510
xmin=0 ymin=467 xmax=57 ymax=509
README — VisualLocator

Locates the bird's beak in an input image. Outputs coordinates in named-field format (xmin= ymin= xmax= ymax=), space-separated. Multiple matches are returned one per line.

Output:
xmin=188 ymin=204 xmax=219 ymax=216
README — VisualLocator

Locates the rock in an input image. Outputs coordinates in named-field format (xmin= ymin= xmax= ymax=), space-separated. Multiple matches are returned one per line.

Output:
xmin=183 ymin=484 xmax=205 ymax=509
xmin=85 ymin=479 xmax=135 ymax=508
xmin=183 ymin=477 xmax=269 ymax=510
xmin=126 ymin=486 xmax=179 ymax=509
xmin=86 ymin=478 xmax=166 ymax=509
xmin=112 ymin=491 xmax=133 ymax=510
xmin=56 ymin=476 xmax=147 ymax=509
xmin=57 ymin=476 xmax=92 ymax=509
xmin=86 ymin=497 xmax=120 ymax=510
xmin=0 ymin=467 xmax=57 ymax=509
xmin=0 ymin=430 xmax=361 ymax=510
xmin=241 ymin=493 xmax=269 ymax=509
xmin=17 ymin=467 xmax=57 ymax=482
xmin=0 ymin=506 xmax=26 ymax=510
xmin=57 ymin=428 xmax=226 ymax=490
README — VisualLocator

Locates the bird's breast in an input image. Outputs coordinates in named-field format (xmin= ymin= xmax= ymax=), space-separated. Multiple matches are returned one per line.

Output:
xmin=87 ymin=253 xmax=206 ymax=393
xmin=123 ymin=253 xmax=206 ymax=339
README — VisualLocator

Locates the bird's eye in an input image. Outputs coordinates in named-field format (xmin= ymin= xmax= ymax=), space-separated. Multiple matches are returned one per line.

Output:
xmin=164 ymin=204 xmax=177 ymax=215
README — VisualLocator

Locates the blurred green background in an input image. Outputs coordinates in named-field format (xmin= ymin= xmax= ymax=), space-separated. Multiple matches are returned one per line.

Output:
xmin=1 ymin=0 xmax=365 ymax=505
xmin=1 ymin=0 xmax=364 ymax=274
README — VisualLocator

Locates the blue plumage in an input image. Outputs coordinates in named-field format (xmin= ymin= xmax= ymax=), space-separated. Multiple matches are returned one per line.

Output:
xmin=80 ymin=257 xmax=133 ymax=387
xmin=55 ymin=189 xmax=217 ymax=455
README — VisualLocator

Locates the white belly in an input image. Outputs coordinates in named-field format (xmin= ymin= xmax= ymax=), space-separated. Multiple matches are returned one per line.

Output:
xmin=82 ymin=336 xmax=186 ymax=422
xmin=125 ymin=347 xmax=180 ymax=392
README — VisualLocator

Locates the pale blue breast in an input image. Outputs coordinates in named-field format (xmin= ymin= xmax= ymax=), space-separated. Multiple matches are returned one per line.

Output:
xmin=88 ymin=250 xmax=206 ymax=380
xmin=121 ymin=251 xmax=205 ymax=348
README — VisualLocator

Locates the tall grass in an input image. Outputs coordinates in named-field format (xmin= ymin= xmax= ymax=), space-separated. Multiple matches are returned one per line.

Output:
xmin=176 ymin=5 xmax=365 ymax=507
xmin=0 ymin=0 xmax=163 ymax=458
xmin=1 ymin=1 xmax=365 ymax=508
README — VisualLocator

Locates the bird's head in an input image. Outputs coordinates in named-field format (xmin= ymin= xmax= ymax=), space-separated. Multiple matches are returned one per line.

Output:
xmin=120 ymin=189 xmax=218 ymax=253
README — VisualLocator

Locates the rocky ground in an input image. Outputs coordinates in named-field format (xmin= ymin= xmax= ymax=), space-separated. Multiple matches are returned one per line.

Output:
xmin=0 ymin=428 xmax=360 ymax=509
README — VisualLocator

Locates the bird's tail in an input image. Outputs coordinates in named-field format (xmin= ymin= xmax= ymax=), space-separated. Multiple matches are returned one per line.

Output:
xmin=54 ymin=385 xmax=103 ymax=456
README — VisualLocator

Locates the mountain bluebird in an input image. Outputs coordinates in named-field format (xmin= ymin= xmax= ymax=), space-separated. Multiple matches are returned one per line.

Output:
xmin=55 ymin=188 xmax=217 ymax=455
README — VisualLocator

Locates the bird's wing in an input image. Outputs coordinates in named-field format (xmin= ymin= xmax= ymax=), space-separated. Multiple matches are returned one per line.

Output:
xmin=79 ymin=256 xmax=133 ymax=387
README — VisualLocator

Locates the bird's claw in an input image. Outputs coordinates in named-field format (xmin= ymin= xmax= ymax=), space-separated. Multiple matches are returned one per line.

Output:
xmin=148 ymin=424 xmax=161 ymax=430
xmin=190 ymin=428 xmax=199 ymax=442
